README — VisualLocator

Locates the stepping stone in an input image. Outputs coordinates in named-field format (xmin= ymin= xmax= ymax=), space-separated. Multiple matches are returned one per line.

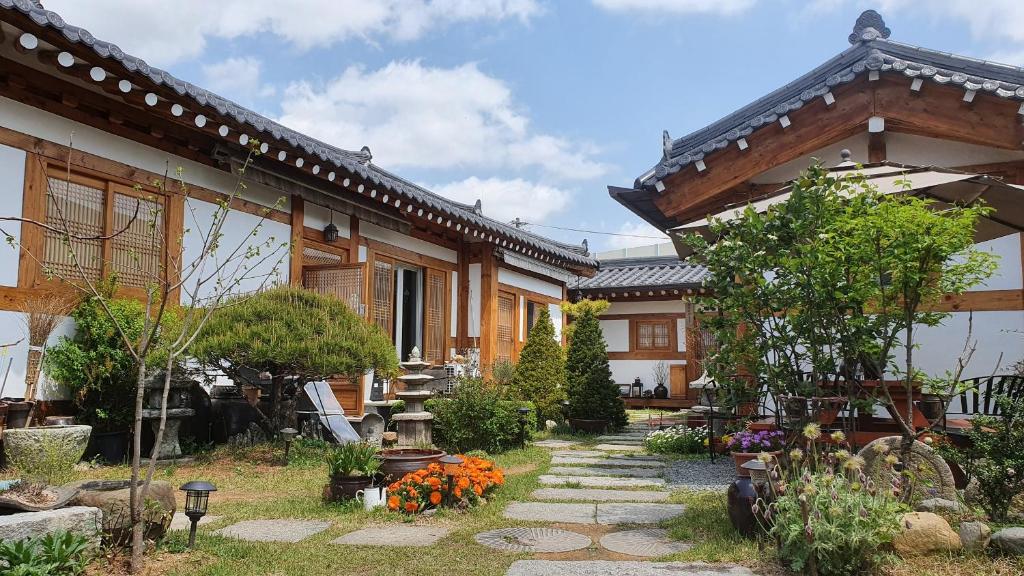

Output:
xmin=332 ymin=525 xmax=450 ymax=547
xmin=552 ymin=450 xmax=605 ymax=458
xmin=534 ymin=440 xmax=577 ymax=449
xmin=552 ymin=457 xmax=664 ymax=468
xmin=540 ymin=475 xmax=665 ymax=488
xmin=504 ymin=502 xmax=595 ymax=524
xmin=532 ymin=488 xmax=670 ymax=503
xmin=475 ymin=527 xmax=592 ymax=553
xmin=598 ymin=433 xmax=647 ymax=440
xmin=600 ymin=529 xmax=692 ymax=557
xmin=593 ymin=444 xmax=645 ymax=452
xmin=169 ymin=512 xmax=222 ymax=531
xmin=506 ymin=560 xmax=757 ymax=576
xmin=549 ymin=466 xmax=663 ymax=478
xmin=214 ymin=519 xmax=331 ymax=543
xmin=596 ymin=503 xmax=686 ymax=525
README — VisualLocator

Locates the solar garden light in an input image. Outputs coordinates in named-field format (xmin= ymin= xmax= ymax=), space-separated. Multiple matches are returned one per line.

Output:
xmin=280 ymin=427 xmax=299 ymax=462
xmin=180 ymin=481 xmax=217 ymax=548
xmin=560 ymin=399 xmax=571 ymax=420
xmin=517 ymin=406 xmax=532 ymax=447
xmin=438 ymin=454 xmax=464 ymax=506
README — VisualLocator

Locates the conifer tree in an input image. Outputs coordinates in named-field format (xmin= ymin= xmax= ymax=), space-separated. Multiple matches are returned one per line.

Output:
xmin=510 ymin=306 xmax=566 ymax=425
xmin=564 ymin=303 xmax=627 ymax=430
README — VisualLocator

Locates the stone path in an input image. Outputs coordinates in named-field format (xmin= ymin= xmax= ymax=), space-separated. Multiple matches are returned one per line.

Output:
xmin=169 ymin=512 xmax=222 ymax=531
xmin=504 ymin=502 xmax=685 ymax=525
xmin=549 ymin=466 xmax=664 ymax=478
xmin=599 ymin=529 xmax=692 ymax=557
xmin=475 ymin=527 xmax=592 ymax=553
xmin=506 ymin=560 xmax=757 ymax=576
xmin=214 ymin=519 xmax=331 ymax=543
xmin=551 ymin=456 xmax=665 ymax=467
xmin=332 ymin=525 xmax=450 ymax=547
xmin=531 ymin=488 xmax=670 ymax=502
xmin=539 ymin=475 xmax=665 ymax=488
xmin=593 ymin=443 xmax=645 ymax=452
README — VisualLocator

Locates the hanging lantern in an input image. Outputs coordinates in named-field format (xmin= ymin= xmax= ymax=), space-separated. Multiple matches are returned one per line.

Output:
xmin=324 ymin=209 xmax=339 ymax=243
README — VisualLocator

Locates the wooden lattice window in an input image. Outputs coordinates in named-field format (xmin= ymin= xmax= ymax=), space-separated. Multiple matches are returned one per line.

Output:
xmin=371 ymin=257 xmax=395 ymax=338
xmin=497 ymin=291 xmax=515 ymax=362
xmin=41 ymin=171 xmax=164 ymax=290
xmin=636 ymin=319 xmax=672 ymax=351
xmin=302 ymin=243 xmax=363 ymax=314
xmin=423 ymin=268 xmax=446 ymax=363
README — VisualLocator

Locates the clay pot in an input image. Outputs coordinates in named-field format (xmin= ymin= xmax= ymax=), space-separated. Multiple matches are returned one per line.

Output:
xmin=653 ymin=383 xmax=668 ymax=399
xmin=727 ymin=474 xmax=761 ymax=539
xmin=568 ymin=418 xmax=608 ymax=435
xmin=918 ymin=394 xmax=947 ymax=422
xmin=328 ymin=475 xmax=373 ymax=502
xmin=3 ymin=400 xmax=34 ymax=429
xmin=780 ymin=395 xmax=847 ymax=427
xmin=0 ymin=401 xmax=8 ymax=434
xmin=87 ymin=430 xmax=130 ymax=464
xmin=378 ymin=448 xmax=445 ymax=484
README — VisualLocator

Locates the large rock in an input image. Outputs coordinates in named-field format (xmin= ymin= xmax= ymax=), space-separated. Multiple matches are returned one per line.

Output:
xmin=0 ymin=506 xmax=102 ymax=546
xmin=991 ymin=527 xmax=1024 ymax=556
xmin=892 ymin=512 xmax=961 ymax=556
xmin=958 ymin=521 xmax=991 ymax=552
xmin=3 ymin=425 xmax=92 ymax=483
xmin=71 ymin=480 xmax=176 ymax=544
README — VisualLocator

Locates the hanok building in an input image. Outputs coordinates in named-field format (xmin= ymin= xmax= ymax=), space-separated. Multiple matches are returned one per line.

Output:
xmin=607 ymin=10 xmax=1024 ymax=397
xmin=0 ymin=1 xmax=596 ymax=415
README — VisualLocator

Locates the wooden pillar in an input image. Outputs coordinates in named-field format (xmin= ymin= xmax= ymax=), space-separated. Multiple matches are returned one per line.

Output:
xmin=561 ymin=284 xmax=568 ymax=346
xmin=348 ymin=214 xmax=360 ymax=263
xmin=868 ymin=131 xmax=886 ymax=162
xmin=457 ymin=238 xmax=470 ymax=350
xmin=479 ymin=247 xmax=498 ymax=370
xmin=289 ymin=194 xmax=304 ymax=286
xmin=165 ymin=194 xmax=184 ymax=304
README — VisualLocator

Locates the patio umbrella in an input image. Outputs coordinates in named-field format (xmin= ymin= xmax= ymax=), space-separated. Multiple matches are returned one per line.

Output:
xmin=671 ymin=159 xmax=1024 ymax=258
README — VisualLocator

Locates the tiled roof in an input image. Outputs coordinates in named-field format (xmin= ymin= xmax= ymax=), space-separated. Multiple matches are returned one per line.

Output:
xmin=580 ymin=256 xmax=707 ymax=291
xmin=634 ymin=10 xmax=1024 ymax=190
xmin=0 ymin=0 xmax=595 ymax=268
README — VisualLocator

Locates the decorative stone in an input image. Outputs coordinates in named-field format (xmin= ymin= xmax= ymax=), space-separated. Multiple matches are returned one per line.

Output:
xmin=505 ymin=560 xmax=757 ymax=576
xmin=3 ymin=425 xmax=92 ymax=482
xmin=214 ymin=519 xmax=331 ymax=542
xmin=531 ymin=488 xmax=670 ymax=503
xmin=549 ymin=466 xmax=663 ymax=478
xmin=858 ymin=437 xmax=957 ymax=502
xmin=958 ymin=521 xmax=991 ymax=552
xmin=892 ymin=512 xmax=961 ymax=556
xmin=504 ymin=502 xmax=596 ymax=524
xmin=599 ymin=529 xmax=691 ymax=557
xmin=596 ymin=503 xmax=686 ymax=525
xmin=539 ymin=475 xmax=665 ymax=488
xmin=332 ymin=525 xmax=450 ymax=547
xmin=916 ymin=498 xmax=966 ymax=514
xmin=475 ymin=527 xmax=592 ymax=552
xmin=991 ymin=527 xmax=1024 ymax=555
xmin=0 ymin=506 xmax=102 ymax=546
xmin=169 ymin=512 xmax=221 ymax=531
xmin=71 ymin=480 xmax=176 ymax=542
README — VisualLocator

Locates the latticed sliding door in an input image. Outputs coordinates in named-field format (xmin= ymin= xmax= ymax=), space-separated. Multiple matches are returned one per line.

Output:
xmin=423 ymin=268 xmax=447 ymax=364
xmin=496 ymin=291 xmax=515 ymax=363
xmin=371 ymin=256 xmax=395 ymax=339
xmin=303 ymin=265 xmax=364 ymax=316
xmin=42 ymin=177 xmax=105 ymax=282
xmin=110 ymin=190 xmax=163 ymax=289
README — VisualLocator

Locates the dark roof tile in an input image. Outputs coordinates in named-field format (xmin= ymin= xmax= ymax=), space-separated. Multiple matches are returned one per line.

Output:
xmin=580 ymin=256 xmax=707 ymax=291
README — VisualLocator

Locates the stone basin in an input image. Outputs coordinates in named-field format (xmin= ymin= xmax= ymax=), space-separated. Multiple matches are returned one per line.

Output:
xmin=3 ymin=425 xmax=92 ymax=483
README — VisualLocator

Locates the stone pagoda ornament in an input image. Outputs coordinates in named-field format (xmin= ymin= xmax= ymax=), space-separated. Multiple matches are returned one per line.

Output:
xmin=391 ymin=347 xmax=435 ymax=446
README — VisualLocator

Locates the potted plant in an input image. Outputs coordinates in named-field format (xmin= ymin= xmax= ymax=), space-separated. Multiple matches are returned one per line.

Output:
xmin=562 ymin=300 xmax=627 ymax=434
xmin=326 ymin=442 xmax=381 ymax=501
xmin=652 ymin=362 xmax=669 ymax=400
xmin=723 ymin=429 xmax=785 ymax=477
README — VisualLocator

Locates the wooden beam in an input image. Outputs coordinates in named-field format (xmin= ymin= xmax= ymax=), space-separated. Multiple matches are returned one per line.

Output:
xmin=479 ymin=248 xmax=498 ymax=370
xmin=348 ymin=215 xmax=360 ymax=263
xmin=868 ymin=131 xmax=886 ymax=162
xmin=289 ymin=195 xmax=304 ymax=286
xmin=926 ymin=289 xmax=1023 ymax=312
xmin=457 ymin=238 xmax=470 ymax=350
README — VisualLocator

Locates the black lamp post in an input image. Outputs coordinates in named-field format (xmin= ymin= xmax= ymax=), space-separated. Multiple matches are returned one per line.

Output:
xmin=517 ymin=407 xmax=532 ymax=447
xmin=438 ymin=454 xmax=464 ymax=507
xmin=180 ymin=481 xmax=217 ymax=548
xmin=280 ymin=427 xmax=298 ymax=463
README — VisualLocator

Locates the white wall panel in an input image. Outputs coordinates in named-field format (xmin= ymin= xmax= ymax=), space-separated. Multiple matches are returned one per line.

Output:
xmin=468 ymin=263 xmax=481 ymax=338
xmin=549 ymin=303 xmax=563 ymax=341
xmin=0 ymin=143 xmax=25 ymax=287
xmin=361 ymin=221 xmax=457 ymax=264
xmin=0 ymin=312 xmax=75 ymax=400
xmin=450 ymin=271 xmax=458 ymax=338
xmin=498 ymin=267 xmax=563 ymax=299
xmin=302 ymin=203 xmax=350 ymax=239
xmin=600 ymin=319 xmax=630 ymax=352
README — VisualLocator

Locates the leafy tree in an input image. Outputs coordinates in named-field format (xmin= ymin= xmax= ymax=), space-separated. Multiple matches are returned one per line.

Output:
xmin=509 ymin=306 xmax=566 ymax=425
xmin=563 ymin=302 xmax=626 ymax=429
xmin=190 ymin=286 xmax=399 ymax=431
xmin=427 ymin=378 xmax=536 ymax=453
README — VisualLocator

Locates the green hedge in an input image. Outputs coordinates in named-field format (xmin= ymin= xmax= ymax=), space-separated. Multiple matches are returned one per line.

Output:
xmin=426 ymin=379 xmax=536 ymax=454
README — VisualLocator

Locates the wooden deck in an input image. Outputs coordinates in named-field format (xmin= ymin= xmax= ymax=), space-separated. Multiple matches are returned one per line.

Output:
xmin=622 ymin=397 xmax=697 ymax=410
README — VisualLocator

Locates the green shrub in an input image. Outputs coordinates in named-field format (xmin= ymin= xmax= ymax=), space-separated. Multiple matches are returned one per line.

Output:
xmin=0 ymin=530 xmax=92 ymax=576
xmin=427 ymin=379 xmax=536 ymax=453
xmin=509 ymin=307 xmax=566 ymax=426
xmin=563 ymin=302 xmax=626 ymax=430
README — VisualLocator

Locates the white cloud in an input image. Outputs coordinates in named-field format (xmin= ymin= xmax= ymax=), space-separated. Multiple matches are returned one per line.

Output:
xmin=276 ymin=60 xmax=608 ymax=180
xmin=432 ymin=177 xmax=571 ymax=223
xmin=592 ymin=0 xmax=757 ymax=15
xmin=201 ymin=57 xmax=276 ymax=105
xmin=604 ymin=221 xmax=669 ymax=250
xmin=43 ymin=0 xmax=542 ymax=66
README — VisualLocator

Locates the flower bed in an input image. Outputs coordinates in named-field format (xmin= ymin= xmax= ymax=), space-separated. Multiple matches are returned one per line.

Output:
xmin=643 ymin=425 xmax=708 ymax=454
xmin=387 ymin=456 xmax=504 ymax=514
xmin=722 ymin=429 xmax=785 ymax=454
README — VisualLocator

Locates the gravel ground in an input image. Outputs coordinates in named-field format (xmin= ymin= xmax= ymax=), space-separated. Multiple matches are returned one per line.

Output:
xmin=664 ymin=457 xmax=735 ymax=491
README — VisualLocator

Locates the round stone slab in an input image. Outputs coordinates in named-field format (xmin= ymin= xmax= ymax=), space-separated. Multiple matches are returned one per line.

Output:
xmin=599 ymin=528 xmax=692 ymax=557
xmin=475 ymin=527 xmax=592 ymax=553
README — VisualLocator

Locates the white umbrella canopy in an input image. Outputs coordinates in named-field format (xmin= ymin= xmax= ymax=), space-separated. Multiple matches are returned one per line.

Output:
xmin=671 ymin=159 xmax=1024 ymax=258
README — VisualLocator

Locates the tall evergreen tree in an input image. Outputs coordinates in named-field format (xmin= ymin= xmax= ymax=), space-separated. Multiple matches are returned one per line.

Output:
xmin=510 ymin=306 xmax=566 ymax=425
xmin=564 ymin=304 xmax=627 ymax=430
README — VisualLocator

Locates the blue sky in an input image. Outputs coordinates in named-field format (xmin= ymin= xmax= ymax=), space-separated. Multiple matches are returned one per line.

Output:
xmin=44 ymin=0 xmax=1024 ymax=253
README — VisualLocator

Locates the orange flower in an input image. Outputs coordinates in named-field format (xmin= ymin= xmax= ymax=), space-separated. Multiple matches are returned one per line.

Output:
xmin=429 ymin=491 xmax=442 ymax=505
xmin=454 ymin=487 xmax=462 ymax=498
xmin=427 ymin=477 xmax=442 ymax=489
xmin=473 ymin=484 xmax=483 ymax=496
xmin=407 ymin=488 xmax=418 ymax=499
xmin=388 ymin=495 xmax=400 ymax=510
xmin=457 ymin=477 xmax=470 ymax=490
xmin=404 ymin=501 xmax=419 ymax=513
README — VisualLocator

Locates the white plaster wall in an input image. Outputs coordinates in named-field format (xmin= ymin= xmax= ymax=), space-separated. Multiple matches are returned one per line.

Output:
xmin=361 ymin=221 xmax=457 ymax=264
xmin=609 ymin=359 xmax=686 ymax=390
xmin=605 ymin=300 xmax=688 ymax=315
xmin=498 ymin=267 xmax=563 ymax=299
xmin=181 ymin=198 xmax=289 ymax=303
xmin=902 ymin=311 xmax=1024 ymax=379
xmin=0 ymin=142 xmax=25 ymax=287
xmin=519 ymin=295 xmax=526 ymax=342
xmin=548 ymin=303 xmax=563 ymax=341
xmin=0 ymin=97 xmax=291 ymax=213
xmin=677 ymin=318 xmax=687 ymax=352
xmin=303 ymin=203 xmax=351 ymax=239
xmin=0 ymin=312 xmax=76 ymax=400
xmin=600 ymin=319 xmax=630 ymax=352
xmin=969 ymin=233 xmax=1021 ymax=291
xmin=887 ymin=133 xmax=1024 ymax=167
xmin=450 ymin=271 xmax=458 ymax=338
xmin=751 ymin=133 xmax=869 ymax=184
xmin=468 ymin=263 xmax=482 ymax=338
